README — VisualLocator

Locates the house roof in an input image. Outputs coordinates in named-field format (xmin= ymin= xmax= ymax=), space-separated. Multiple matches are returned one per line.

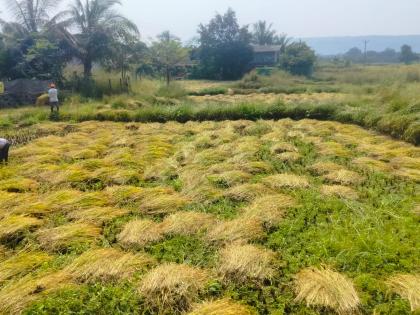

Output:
xmin=252 ymin=45 xmax=282 ymax=53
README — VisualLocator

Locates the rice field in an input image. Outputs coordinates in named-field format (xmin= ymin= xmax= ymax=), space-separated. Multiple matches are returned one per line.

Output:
xmin=0 ymin=119 xmax=419 ymax=314
xmin=189 ymin=92 xmax=347 ymax=105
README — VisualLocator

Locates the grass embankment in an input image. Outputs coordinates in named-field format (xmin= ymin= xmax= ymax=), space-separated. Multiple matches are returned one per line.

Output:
xmin=0 ymin=120 xmax=418 ymax=314
xmin=1 ymin=88 xmax=419 ymax=145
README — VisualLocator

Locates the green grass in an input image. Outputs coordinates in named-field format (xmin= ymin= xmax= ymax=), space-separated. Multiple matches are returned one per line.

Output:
xmin=1 ymin=95 xmax=418 ymax=145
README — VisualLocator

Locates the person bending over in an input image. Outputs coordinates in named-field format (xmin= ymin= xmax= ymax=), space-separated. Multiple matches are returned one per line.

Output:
xmin=0 ymin=138 xmax=10 ymax=164
xmin=48 ymin=83 xmax=59 ymax=112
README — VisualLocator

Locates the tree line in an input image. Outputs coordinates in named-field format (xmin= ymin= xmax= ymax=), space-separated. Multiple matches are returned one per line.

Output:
xmin=326 ymin=45 xmax=419 ymax=65
xmin=0 ymin=1 xmax=317 ymax=87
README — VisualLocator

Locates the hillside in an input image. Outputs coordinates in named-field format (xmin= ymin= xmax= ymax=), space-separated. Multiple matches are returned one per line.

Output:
xmin=303 ymin=35 xmax=420 ymax=55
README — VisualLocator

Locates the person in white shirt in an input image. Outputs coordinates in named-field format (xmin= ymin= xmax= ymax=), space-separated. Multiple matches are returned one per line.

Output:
xmin=0 ymin=138 xmax=10 ymax=164
xmin=48 ymin=83 xmax=59 ymax=112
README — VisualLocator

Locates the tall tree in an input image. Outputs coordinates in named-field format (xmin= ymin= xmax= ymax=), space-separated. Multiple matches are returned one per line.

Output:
xmin=0 ymin=0 xmax=69 ymax=80
xmin=279 ymin=41 xmax=316 ymax=76
xmin=197 ymin=8 xmax=253 ymax=80
xmin=274 ymin=33 xmax=291 ymax=53
xmin=63 ymin=0 xmax=139 ymax=78
xmin=252 ymin=21 xmax=276 ymax=45
xmin=102 ymin=32 xmax=147 ymax=82
xmin=251 ymin=20 xmax=291 ymax=53
xmin=400 ymin=44 xmax=418 ymax=65
xmin=151 ymin=31 xmax=187 ymax=85
xmin=1 ymin=0 xmax=63 ymax=42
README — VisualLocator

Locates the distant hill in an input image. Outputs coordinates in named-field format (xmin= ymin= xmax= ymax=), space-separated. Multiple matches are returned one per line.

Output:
xmin=301 ymin=35 xmax=420 ymax=56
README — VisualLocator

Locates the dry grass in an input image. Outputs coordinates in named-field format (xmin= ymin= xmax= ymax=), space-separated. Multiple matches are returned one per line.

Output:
xmin=0 ymin=215 xmax=42 ymax=239
xmin=263 ymin=174 xmax=310 ymax=190
xmin=242 ymin=194 xmax=296 ymax=226
xmin=0 ymin=271 xmax=72 ymax=314
xmin=218 ymin=244 xmax=276 ymax=283
xmin=118 ymin=219 xmax=164 ymax=248
xmin=0 ymin=177 xmax=39 ymax=192
xmin=104 ymin=185 xmax=145 ymax=206
xmin=270 ymin=142 xmax=298 ymax=154
xmin=67 ymin=206 xmax=129 ymax=224
xmin=0 ymin=251 xmax=52 ymax=282
xmin=207 ymin=170 xmax=251 ymax=188
xmin=387 ymin=274 xmax=420 ymax=312
xmin=276 ymin=152 xmax=302 ymax=163
xmin=238 ymin=161 xmax=273 ymax=174
xmin=324 ymin=169 xmax=364 ymax=186
xmin=139 ymin=263 xmax=209 ymax=312
xmin=308 ymin=161 xmax=343 ymax=175
xmin=352 ymin=157 xmax=391 ymax=173
xmin=188 ymin=299 xmax=255 ymax=315
xmin=161 ymin=212 xmax=216 ymax=236
xmin=320 ymin=185 xmax=359 ymax=200
xmin=37 ymin=223 xmax=101 ymax=251
xmin=294 ymin=266 xmax=360 ymax=315
xmin=0 ymin=119 xmax=418 ymax=314
xmin=223 ymin=183 xmax=270 ymax=202
xmin=139 ymin=191 xmax=189 ymax=215
xmin=65 ymin=248 xmax=155 ymax=283
xmin=316 ymin=141 xmax=351 ymax=158
xmin=206 ymin=218 xmax=264 ymax=244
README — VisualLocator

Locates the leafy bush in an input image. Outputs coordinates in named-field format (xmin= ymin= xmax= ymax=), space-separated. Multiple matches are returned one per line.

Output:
xmin=279 ymin=42 xmax=317 ymax=76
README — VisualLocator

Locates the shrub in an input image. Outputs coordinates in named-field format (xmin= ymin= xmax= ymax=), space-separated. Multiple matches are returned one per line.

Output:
xmin=279 ymin=42 xmax=316 ymax=76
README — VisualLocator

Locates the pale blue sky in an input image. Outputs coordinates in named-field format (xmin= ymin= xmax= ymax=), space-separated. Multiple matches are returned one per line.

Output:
xmin=1 ymin=0 xmax=419 ymax=41
xmin=117 ymin=0 xmax=420 ymax=41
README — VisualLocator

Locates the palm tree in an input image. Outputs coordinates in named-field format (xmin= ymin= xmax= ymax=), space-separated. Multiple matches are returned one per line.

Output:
xmin=0 ymin=0 xmax=63 ymax=44
xmin=252 ymin=21 xmax=277 ymax=46
xmin=275 ymin=33 xmax=292 ymax=53
xmin=4 ymin=0 xmax=59 ymax=32
xmin=252 ymin=20 xmax=291 ymax=52
xmin=63 ymin=0 xmax=139 ymax=78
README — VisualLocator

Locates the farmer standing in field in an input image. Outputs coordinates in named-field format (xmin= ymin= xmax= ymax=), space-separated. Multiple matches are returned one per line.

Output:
xmin=48 ymin=83 xmax=59 ymax=112
xmin=0 ymin=138 xmax=10 ymax=164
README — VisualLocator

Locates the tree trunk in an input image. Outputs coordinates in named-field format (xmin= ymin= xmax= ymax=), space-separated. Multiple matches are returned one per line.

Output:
xmin=83 ymin=59 xmax=93 ymax=78
xmin=166 ymin=66 xmax=170 ymax=86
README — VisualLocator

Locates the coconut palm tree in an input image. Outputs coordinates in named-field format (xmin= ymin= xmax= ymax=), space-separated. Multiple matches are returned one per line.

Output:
xmin=63 ymin=0 xmax=139 ymax=78
xmin=252 ymin=21 xmax=277 ymax=46
xmin=0 ymin=0 xmax=64 ymax=44
xmin=275 ymin=33 xmax=292 ymax=53
xmin=252 ymin=20 xmax=291 ymax=52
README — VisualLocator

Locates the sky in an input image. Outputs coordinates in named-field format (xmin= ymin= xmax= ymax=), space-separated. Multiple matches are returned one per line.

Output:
xmin=1 ymin=0 xmax=419 ymax=42
xmin=116 ymin=0 xmax=420 ymax=42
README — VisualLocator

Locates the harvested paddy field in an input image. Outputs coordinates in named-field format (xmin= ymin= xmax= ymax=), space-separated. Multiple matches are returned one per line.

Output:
xmin=0 ymin=119 xmax=419 ymax=314
xmin=189 ymin=92 xmax=347 ymax=105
